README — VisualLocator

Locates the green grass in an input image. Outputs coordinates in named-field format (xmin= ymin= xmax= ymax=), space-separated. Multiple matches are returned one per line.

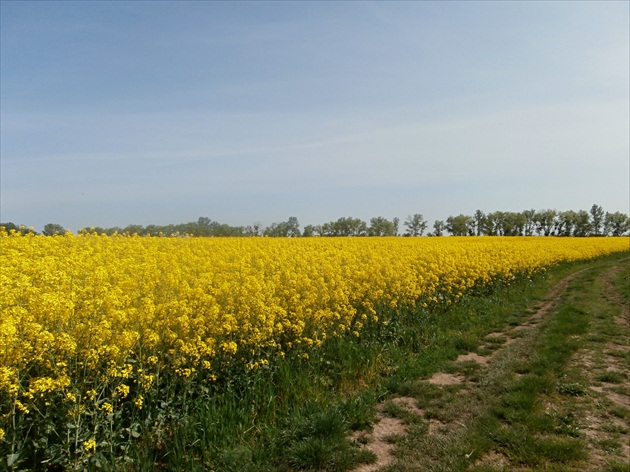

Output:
xmin=608 ymin=404 xmax=630 ymax=419
xmin=597 ymin=371 xmax=628 ymax=384
xmin=607 ymin=460 xmax=630 ymax=472
xmin=381 ymin=252 xmax=630 ymax=471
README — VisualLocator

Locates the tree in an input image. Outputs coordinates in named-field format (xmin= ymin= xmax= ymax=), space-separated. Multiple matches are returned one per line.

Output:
xmin=321 ymin=217 xmax=367 ymax=236
xmin=604 ymin=212 xmax=630 ymax=236
xmin=245 ymin=222 xmax=263 ymax=237
xmin=404 ymin=214 xmax=427 ymax=236
xmin=589 ymin=204 xmax=605 ymax=236
xmin=79 ymin=226 xmax=109 ymax=235
xmin=482 ymin=211 xmax=501 ymax=236
xmin=302 ymin=225 xmax=317 ymax=237
xmin=208 ymin=222 xmax=245 ymax=237
xmin=43 ymin=223 xmax=66 ymax=236
xmin=1 ymin=222 xmax=19 ymax=232
xmin=342 ymin=217 xmax=367 ymax=236
xmin=432 ymin=220 xmax=445 ymax=236
xmin=197 ymin=216 xmax=212 ymax=227
xmin=445 ymin=214 xmax=474 ymax=236
xmin=572 ymin=210 xmax=591 ymax=237
xmin=368 ymin=217 xmax=397 ymax=236
xmin=263 ymin=217 xmax=301 ymax=237
xmin=123 ymin=224 xmax=145 ymax=236
xmin=555 ymin=211 xmax=577 ymax=237
xmin=321 ymin=221 xmax=335 ymax=236
xmin=286 ymin=217 xmax=301 ymax=237
xmin=534 ymin=209 xmax=557 ymax=236
xmin=473 ymin=210 xmax=486 ymax=236
xmin=196 ymin=217 xmax=213 ymax=236
xmin=522 ymin=209 xmax=537 ymax=236
xmin=482 ymin=211 xmax=525 ymax=236
xmin=505 ymin=212 xmax=527 ymax=236
xmin=263 ymin=224 xmax=279 ymax=237
xmin=1 ymin=223 xmax=38 ymax=235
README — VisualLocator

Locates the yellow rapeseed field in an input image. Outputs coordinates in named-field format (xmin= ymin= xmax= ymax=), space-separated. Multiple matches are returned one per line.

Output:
xmin=0 ymin=230 xmax=628 ymax=463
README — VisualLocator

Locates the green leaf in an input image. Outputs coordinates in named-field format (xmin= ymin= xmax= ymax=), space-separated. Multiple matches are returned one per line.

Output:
xmin=7 ymin=453 xmax=20 ymax=467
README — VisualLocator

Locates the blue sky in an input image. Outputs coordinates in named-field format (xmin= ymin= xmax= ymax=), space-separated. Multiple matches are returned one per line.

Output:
xmin=1 ymin=1 xmax=628 ymax=232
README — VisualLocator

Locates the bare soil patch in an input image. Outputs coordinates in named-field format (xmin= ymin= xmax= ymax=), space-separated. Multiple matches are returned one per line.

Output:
xmin=350 ymin=263 xmax=629 ymax=471
xmin=456 ymin=352 xmax=490 ymax=365
xmin=428 ymin=372 xmax=465 ymax=386
xmin=605 ymin=390 xmax=630 ymax=409
xmin=352 ymin=397 xmax=422 ymax=472
xmin=352 ymin=416 xmax=403 ymax=472
xmin=390 ymin=396 xmax=424 ymax=416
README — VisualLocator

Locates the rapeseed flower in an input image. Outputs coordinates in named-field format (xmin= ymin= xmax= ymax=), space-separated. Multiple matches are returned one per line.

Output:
xmin=0 ymin=229 xmax=627 ymax=463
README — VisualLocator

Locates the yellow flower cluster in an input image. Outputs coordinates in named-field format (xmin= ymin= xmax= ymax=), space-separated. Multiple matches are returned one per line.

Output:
xmin=0 ymin=230 xmax=628 ymax=444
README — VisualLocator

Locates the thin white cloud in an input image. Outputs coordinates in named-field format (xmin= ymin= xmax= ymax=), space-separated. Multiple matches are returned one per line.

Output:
xmin=1 ymin=1 xmax=628 ymax=230
xmin=3 ymin=99 xmax=626 ymax=197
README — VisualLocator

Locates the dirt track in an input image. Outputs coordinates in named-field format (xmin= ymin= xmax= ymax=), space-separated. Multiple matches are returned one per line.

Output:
xmin=351 ymin=262 xmax=630 ymax=471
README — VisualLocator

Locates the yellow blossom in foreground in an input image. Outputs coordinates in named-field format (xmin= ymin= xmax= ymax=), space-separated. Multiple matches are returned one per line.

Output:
xmin=114 ymin=384 xmax=130 ymax=399
xmin=134 ymin=395 xmax=144 ymax=410
xmin=0 ymin=230 xmax=627 ymax=441
xmin=83 ymin=438 xmax=97 ymax=453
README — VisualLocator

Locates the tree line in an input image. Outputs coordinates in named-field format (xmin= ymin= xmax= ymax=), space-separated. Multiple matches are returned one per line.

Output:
xmin=2 ymin=205 xmax=629 ymax=238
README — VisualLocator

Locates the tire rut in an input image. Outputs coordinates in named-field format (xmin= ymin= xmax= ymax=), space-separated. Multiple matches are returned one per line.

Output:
xmin=350 ymin=268 xmax=588 ymax=471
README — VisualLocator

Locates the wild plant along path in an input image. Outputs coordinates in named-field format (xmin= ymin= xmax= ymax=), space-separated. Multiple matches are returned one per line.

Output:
xmin=352 ymin=260 xmax=630 ymax=472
